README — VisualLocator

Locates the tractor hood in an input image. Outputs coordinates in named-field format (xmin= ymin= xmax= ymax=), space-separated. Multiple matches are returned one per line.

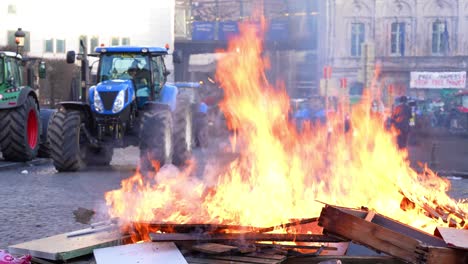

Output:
xmin=90 ymin=79 xmax=135 ymax=114
xmin=95 ymin=79 xmax=133 ymax=92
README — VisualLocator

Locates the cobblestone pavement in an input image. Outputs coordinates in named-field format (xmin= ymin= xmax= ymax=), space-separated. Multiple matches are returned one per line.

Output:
xmin=0 ymin=135 xmax=467 ymax=250
xmin=0 ymin=137 xmax=236 ymax=249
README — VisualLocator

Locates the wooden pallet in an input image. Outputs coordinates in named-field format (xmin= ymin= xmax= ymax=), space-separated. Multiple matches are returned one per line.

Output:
xmin=318 ymin=205 xmax=468 ymax=264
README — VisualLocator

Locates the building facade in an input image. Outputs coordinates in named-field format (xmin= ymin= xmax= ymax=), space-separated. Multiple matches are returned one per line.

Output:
xmin=326 ymin=0 xmax=468 ymax=104
xmin=0 ymin=0 xmax=175 ymax=62
xmin=174 ymin=0 xmax=324 ymax=98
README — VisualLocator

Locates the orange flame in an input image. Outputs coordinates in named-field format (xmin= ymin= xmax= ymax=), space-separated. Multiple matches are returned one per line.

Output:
xmin=105 ymin=20 xmax=467 ymax=236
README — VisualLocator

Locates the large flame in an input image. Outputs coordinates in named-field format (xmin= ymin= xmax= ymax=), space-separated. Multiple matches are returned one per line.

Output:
xmin=105 ymin=21 xmax=467 ymax=235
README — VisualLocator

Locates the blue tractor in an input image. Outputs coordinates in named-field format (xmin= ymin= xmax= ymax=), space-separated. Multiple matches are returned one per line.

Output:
xmin=47 ymin=43 xmax=205 ymax=172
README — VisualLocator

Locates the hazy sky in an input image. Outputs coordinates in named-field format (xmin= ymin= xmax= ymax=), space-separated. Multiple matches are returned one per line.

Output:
xmin=9 ymin=0 xmax=171 ymax=37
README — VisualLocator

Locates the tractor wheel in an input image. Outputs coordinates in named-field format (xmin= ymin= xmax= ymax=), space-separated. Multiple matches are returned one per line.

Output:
xmin=86 ymin=144 xmax=114 ymax=166
xmin=172 ymin=95 xmax=193 ymax=166
xmin=0 ymin=95 xmax=40 ymax=161
xmin=194 ymin=112 xmax=209 ymax=148
xmin=37 ymin=109 xmax=56 ymax=158
xmin=139 ymin=109 xmax=173 ymax=173
xmin=48 ymin=110 xmax=86 ymax=172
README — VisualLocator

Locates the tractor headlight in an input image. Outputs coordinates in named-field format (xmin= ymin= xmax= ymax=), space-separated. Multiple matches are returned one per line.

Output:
xmin=112 ymin=90 xmax=126 ymax=113
xmin=94 ymin=91 xmax=104 ymax=113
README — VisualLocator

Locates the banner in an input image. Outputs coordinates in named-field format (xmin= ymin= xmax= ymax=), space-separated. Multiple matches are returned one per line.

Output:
xmin=266 ymin=19 xmax=289 ymax=41
xmin=192 ymin=22 xmax=215 ymax=41
xmin=218 ymin=21 xmax=239 ymax=41
xmin=410 ymin=71 xmax=466 ymax=89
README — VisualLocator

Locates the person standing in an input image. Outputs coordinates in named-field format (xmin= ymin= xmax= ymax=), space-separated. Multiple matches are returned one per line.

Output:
xmin=391 ymin=96 xmax=412 ymax=149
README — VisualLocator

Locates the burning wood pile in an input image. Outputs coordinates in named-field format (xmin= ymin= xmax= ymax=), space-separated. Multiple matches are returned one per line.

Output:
xmin=8 ymin=204 xmax=467 ymax=264
xmin=7 ymin=17 xmax=468 ymax=264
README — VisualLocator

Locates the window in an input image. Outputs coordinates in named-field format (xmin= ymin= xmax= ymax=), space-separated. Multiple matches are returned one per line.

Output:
xmin=391 ymin=22 xmax=405 ymax=56
xmin=7 ymin=4 xmax=16 ymax=14
xmin=45 ymin=39 xmax=54 ymax=53
xmin=90 ymin=36 xmax=99 ymax=52
xmin=122 ymin=37 xmax=130 ymax=45
xmin=5 ymin=58 xmax=21 ymax=87
xmin=56 ymin=39 xmax=65 ymax=53
xmin=7 ymin=30 xmax=30 ymax=52
xmin=351 ymin=23 xmax=365 ymax=56
xmin=111 ymin=37 xmax=120 ymax=46
xmin=432 ymin=21 xmax=449 ymax=55
xmin=79 ymin=35 xmax=88 ymax=53
xmin=151 ymin=56 xmax=164 ymax=91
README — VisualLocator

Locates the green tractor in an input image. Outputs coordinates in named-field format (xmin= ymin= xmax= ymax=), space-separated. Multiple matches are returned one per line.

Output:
xmin=0 ymin=51 xmax=50 ymax=162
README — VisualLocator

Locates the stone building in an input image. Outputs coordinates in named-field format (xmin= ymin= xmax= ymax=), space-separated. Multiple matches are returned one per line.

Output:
xmin=326 ymin=0 xmax=468 ymax=104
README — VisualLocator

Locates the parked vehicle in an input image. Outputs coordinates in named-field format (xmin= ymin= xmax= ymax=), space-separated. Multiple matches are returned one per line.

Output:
xmin=47 ymin=44 xmax=207 ymax=172
xmin=0 ymin=50 xmax=51 ymax=161
xmin=447 ymin=91 xmax=468 ymax=135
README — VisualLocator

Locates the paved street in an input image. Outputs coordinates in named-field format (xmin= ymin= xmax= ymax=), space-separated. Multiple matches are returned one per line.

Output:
xmin=0 ymin=136 xmax=467 ymax=249
xmin=0 ymin=155 xmax=134 ymax=249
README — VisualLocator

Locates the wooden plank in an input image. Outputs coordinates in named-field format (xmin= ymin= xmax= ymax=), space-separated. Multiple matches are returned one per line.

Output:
xmin=364 ymin=211 xmax=375 ymax=222
xmin=8 ymin=229 xmax=124 ymax=261
xmin=318 ymin=205 xmax=421 ymax=263
xmin=426 ymin=246 xmax=468 ymax=264
xmin=192 ymin=243 xmax=237 ymax=254
xmin=30 ymin=257 xmax=55 ymax=264
xmin=253 ymin=218 xmax=318 ymax=233
xmin=319 ymin=205 xmax=466 ymax=264
xmin=93 ymin=242 xmax=187 ymax=264
xmin=135 ymin=222 xmax=261 ymax=233
xmin=254 ymin=243 xmax=338 ymax=251
xmin=282 ymin=255 xmax=405 ymax=264
xmin=151 ymin=232 xmax=343 ymax=243
xmin=185 ymin=256 xmax=245 ymax=264
xmin=207 ymin=255 xmax=283 ymax=264
xmin=246 ymin=252 xmax=287 ymax=261
xmin=434 ymin=227 xmax=468 ymax=249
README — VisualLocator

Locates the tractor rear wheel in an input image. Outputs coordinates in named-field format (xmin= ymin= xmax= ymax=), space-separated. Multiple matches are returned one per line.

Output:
xmin=172 ymin=95 xmax=193 ymax=166
xmin=139 ymin=109 xmax=173 ymax=173
xmin=0 ymin=95 xmax=40 ymax=161
xmin=48 ymin=110 xmax=86 ymax=172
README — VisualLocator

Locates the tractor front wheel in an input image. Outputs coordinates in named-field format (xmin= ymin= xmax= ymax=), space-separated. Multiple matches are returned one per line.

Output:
xmin=0 ymin=95 xmax=40 ymax=161
xmin=48 ymin=110 xmax=86 ymax=172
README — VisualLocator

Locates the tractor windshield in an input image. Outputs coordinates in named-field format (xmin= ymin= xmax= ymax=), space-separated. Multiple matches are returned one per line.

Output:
xmin=98 ymin=53 xmax=149 ymax=83
xmin=0 ymin=57 xmax=3 ymax=84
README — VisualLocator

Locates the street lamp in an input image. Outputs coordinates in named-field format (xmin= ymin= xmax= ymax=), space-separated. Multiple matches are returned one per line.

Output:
xmin=15 ymin=27 xmax=25 ymax=55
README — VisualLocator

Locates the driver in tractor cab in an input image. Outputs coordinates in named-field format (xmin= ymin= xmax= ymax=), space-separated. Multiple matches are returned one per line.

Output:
xmin=128 ymin=66 xmax=148 ymax=88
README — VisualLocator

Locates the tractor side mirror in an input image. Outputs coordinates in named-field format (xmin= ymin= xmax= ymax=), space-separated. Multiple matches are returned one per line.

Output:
xmin=172 ymin=50 xmax=182 ymax=64
xmin=66 ymin=50 xmax=76 ymax=64
xmin=38 ymin=61 xmax=46 ymax=79
xmin=163 ymin=69 xmax=171 ymax=77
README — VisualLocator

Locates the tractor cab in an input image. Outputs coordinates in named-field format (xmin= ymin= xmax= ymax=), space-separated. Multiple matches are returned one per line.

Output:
xmin=0 ymin=52 xmax=24 ymax=93
xmin=94 ymin=46 xmax=170 ymax=111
